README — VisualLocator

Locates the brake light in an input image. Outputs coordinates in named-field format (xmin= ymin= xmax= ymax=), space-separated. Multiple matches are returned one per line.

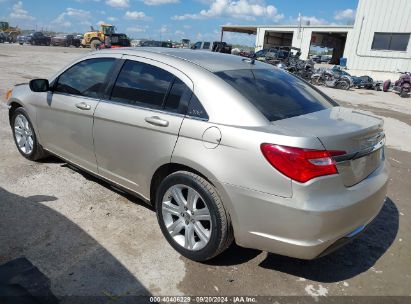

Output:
xmin=261 ymin=144 xmax=346 ymax=183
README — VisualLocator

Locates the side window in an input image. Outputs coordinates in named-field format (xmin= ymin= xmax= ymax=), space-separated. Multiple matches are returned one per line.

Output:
xmin=54 ymin=58 xmax=115 ymax=98
xmin=163 ymin=78 xmax=192 ymax=114
xmin=187 ymin=95 xmax=208 ymax=120
xmin=202 ymin=42 xmax=210 ymax=49
xmin=372 ymin=32 xmax=410 ymax=51
xmin=193 ymin=42 xmax=201 ymax=49
xmin=111 ymin=60 xmax=173 ymax=109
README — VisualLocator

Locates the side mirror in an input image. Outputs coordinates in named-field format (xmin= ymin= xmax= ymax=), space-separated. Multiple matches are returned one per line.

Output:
xmin=29 ymin=79 xmax=50 ymax=92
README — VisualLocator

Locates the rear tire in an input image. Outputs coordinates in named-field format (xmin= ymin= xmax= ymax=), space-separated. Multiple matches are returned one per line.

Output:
xmin=11 ymin=108 xmax=47 ymax=161
xmin=155 ymin=171 xmax=233 ymax=261
xmin=337 ymin=80 xmax=350 ymax=90
xmin=400 ymin=89 xmax=409 ymax=98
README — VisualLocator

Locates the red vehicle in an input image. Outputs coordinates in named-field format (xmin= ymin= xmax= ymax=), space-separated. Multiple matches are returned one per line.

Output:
xmin=383 ymin=72 xmax=411 ymax=98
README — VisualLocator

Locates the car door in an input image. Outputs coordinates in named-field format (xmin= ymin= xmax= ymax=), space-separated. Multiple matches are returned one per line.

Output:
xmin=93 ymin=56 xmax=194 ymax=199
xmin=36 ymin=55 xmax=118 ymax=173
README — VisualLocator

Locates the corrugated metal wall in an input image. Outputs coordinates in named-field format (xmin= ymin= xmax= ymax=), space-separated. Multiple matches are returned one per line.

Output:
xmin=344 ymin=0 xmax=411 ymax=72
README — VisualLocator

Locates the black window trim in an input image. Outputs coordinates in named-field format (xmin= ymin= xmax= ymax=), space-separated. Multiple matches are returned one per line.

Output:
xmin=371 ymin=32 xmax=410 ymax=52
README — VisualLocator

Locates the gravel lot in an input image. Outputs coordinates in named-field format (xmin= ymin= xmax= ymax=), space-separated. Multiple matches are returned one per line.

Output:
xmin=0 ymin=44 xmax=410 ymax=301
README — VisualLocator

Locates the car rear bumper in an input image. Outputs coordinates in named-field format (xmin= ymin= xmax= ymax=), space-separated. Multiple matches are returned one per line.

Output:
xmin=220 ymin=159 xmax=389 ymax=260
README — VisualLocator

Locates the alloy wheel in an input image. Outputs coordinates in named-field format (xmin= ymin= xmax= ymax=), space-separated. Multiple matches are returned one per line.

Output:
xmin=14 ymin=114 xmax=34 ymax=155
xmin=162 ymin=184 xmax=212 ymax=251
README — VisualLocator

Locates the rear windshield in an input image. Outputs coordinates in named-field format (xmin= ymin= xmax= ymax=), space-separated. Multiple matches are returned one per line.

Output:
xmin=215 ymin=69 xmax=334 ymax=121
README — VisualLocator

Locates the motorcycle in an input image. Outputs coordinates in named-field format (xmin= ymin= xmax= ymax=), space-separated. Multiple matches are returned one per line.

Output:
xmin=311 ymin=68 xmax=353 ymax=90
xmin=275 ymin=57 xmax=315 ymax=81
xmin=331 ymin=66 xmax=382 ymax=90
xmin=293 ymin=59 xmax=315 ymax=81
xmin=383 ymin=72 xmax=411 ymax=98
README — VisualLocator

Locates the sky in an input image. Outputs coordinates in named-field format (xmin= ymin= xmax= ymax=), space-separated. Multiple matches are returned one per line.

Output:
xmin=0 ymin=0 xmax=358 ymax=45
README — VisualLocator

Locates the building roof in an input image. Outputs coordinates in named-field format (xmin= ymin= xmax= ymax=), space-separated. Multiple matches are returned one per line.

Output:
xmin=221 ymin=24 xmax=353 ymax=35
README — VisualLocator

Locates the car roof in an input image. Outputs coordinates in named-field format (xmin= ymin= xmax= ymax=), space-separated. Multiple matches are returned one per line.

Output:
xmin=98 ymin=47 xmax=268 ymax=72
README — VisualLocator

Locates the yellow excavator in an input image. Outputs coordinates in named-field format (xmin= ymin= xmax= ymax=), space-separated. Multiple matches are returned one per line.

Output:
xmin=81 ymin=24 xmax=130 ymax=49
xmin=0 ymin=21 xmax=21 ymax=43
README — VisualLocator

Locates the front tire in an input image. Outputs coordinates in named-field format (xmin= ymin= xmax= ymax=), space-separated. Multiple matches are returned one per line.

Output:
xmin=11 ymin=108 xmax=47 ymax=161
xmin=155 ymin=171 xmax=233 ymax=261
xmin=90 ymin=39 xmax=102 ymax=50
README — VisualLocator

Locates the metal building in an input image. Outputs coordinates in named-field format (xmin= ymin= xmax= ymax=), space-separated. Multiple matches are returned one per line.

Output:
xmin=344 ymin=0 xmax=411 ymax=76
xmin=221 ymin=0 xmax=411 ymax=78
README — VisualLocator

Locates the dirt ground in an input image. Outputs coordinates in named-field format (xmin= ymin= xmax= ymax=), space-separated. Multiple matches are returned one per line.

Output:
xmin=0 ymin=44 xmax=410 ymax=302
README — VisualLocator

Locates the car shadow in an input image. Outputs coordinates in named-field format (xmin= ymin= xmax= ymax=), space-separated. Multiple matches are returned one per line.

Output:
xmin=204 ymin=243 xmax=262 ymax=266
xmin=35 ymin=157 xmax=398 ymax=283
xmin=0 ymin=186 xmax=151 ymax=301
xmin=258 ymin=197 xmax=398 ymax=282
xmin=60 ymin=163 xmax=155 ymax=211
xmin=37 ymin=155 xmax=64 ymax=164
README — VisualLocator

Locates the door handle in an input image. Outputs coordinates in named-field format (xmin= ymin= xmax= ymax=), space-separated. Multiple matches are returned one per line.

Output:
xmin=75 ymin=102 xmax=91 ymax=110
xmin=145 ymin=116 xmax=169 ymax=127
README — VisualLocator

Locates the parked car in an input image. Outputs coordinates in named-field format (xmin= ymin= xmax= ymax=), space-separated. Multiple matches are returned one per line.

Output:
xmin=252 ymin=49 xmax=268 ymax=61
xmin=140 ymin=40 xmax=172 ymax=48
xmin=211 ymin=41 xmax=232 ymax=54
xmin=0 ymin=32 xmax=6 ymax=43
xmin=191 ymin=41 xmax=232 ymax=53
xmin=266 ymin=47 xmax=290 ymax=61
xmin=311 ymin=55 xmax=331 ymax=63
xmin=130 ymin=39 xmax=146 ymax=47
xmin=310 ymin=55 xmax=321 ymax=63
xmin=320 ymin=55 xmax=332 ymax=63
xmin=51 ymin=34 xmax=81 ymax=47
xmin=28 ymin=32 xmax=51 ymax=46
xmin=4 ymin=31 xmax=19 ymax=43
xmin=191 ymin=41 xmax=212 ymax=50
xmin=6 ymin=49 xmax=388 ymax=262
xmin=17 ymin=35 xmax=28 ymax=45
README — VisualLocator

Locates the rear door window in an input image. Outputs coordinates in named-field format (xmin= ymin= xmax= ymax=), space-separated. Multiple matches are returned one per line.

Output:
xmin=215 ymin=69 xmax=333 ymax=121
xmin=163 ymin=78 xmax=192 ymax=114
xmin=111 ymin=60 xmax=174 ymax=109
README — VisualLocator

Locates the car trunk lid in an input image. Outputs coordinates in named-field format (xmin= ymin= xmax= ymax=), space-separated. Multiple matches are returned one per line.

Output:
xmin=271 ymin=107 xmax=385 ymax=186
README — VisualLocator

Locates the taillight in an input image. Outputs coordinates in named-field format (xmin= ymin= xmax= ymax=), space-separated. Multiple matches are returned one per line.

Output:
xmin=261 ymin=144 xmax=346 ymax=183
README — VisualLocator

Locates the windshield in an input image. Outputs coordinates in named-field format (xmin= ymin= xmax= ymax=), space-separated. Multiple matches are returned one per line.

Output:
xmin=215 ymin=69 xmax=335 ymax=121
xmin=102 ymin=26 xmax=115 ymax=35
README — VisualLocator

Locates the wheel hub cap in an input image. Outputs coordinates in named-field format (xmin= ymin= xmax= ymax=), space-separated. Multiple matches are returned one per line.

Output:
xmin=162 ymin=185 xmax=212 ymax=251
xmin=14 ymin=114 xmax=34 ymax=155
